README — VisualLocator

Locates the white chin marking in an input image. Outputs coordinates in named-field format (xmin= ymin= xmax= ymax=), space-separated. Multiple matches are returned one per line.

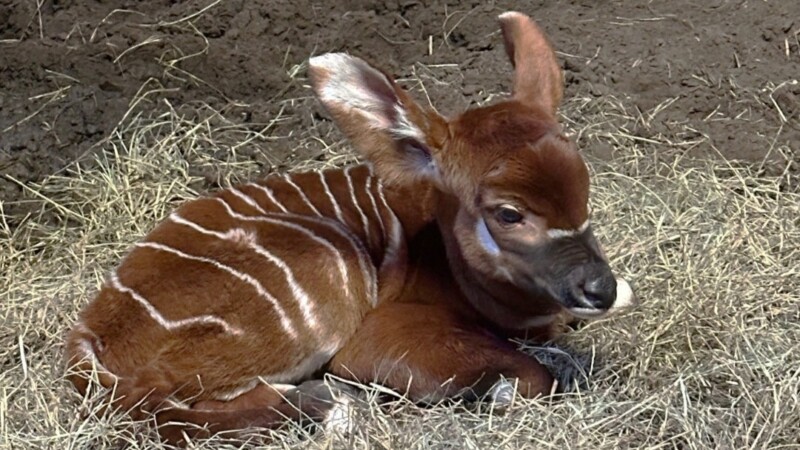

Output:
xmin=568 ymin=307 xmax=608 ymax=319
xmin=569 ymin=277 xmax=636 ymax=319
xmin=547 ymin=220 xmax=590 ymax=239
xmin=611 ymin=278 xmax=635 ymax=311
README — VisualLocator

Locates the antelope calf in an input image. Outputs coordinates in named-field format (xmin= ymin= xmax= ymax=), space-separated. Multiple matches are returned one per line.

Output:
xmin=66 ymin=12 xmax=637 ymax=444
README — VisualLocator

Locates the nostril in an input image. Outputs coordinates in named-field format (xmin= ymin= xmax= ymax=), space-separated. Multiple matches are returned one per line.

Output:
xmin=582 ymin=276 xmax=616 ymax=309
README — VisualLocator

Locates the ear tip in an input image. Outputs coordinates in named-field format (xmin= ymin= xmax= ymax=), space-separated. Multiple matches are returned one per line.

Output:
xmin=497 ymin=11 xmax=530 ymax=23
xmin=497 ymin=11 xmax=524 ymax=20
xmin=309 ymin=52 xmax=351 ymax=70
xmin=308 ymin=53 xmax=358 ymax=86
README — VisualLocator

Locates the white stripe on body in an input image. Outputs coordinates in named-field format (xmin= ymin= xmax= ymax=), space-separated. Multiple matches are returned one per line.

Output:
xmin=214 ymin=342 xmax=343 ymax=401
xmin=224 ymin=169 xmax=381 ymax=308
xmin=169 ymin=213 xmax=321 ymax=332
xmin=109 ymin=272 xmax=244 ymax=336
xmin=220 ymin=190 xmax=376 ymax=307
xmin=284 ymin=174 xmax=323 ymax=217
xmin=259 ymin=341 xmax=342 ymax=384
xmin=134 ymin=241 xmax=296 ymax=339
xmin=213 ymin=379 xmax=261 ymax=402
xmin=212 ymin=197 xmax=357 ymax=303
xmin=364 ymin=174 xmax=386 ymax=244
xmin=229 ymin=188 xmax=269 ymax=215
xmin=318 ymin=171 xmax=346 ymax=223
xmin=246 ymin=182 xmax=289 ymax=213
xmin=344 ymin=166 xmax=372 ymax=246
xmin=278 ymin=212 xmax=378 ymax=307
xmin=376 ymin=180 xmax=404 ymax=267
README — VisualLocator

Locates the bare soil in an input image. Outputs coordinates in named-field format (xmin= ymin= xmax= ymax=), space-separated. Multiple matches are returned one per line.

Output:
xmin=1 ymin=0 xmax=798 ymax=216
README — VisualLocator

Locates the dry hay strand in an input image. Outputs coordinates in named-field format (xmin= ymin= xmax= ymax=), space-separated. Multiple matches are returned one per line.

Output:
xmin=2 ymin=67 xmax=799 ymax=450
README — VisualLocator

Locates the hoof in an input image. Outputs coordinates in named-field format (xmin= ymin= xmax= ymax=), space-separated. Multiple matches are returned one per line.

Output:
xmin=527 ymin=343 xmax=592 ymax=393
xmin=485 ymin=377 xmax=517 ymax=412
xmin=323 ymin=394 xmax=355 ymax=435
xmin=286 ymin=379 xmax=361 ymax=433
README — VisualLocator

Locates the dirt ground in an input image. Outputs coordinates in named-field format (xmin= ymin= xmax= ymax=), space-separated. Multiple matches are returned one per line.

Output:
xmin=2 ymin=0 xmax=798 ymax=224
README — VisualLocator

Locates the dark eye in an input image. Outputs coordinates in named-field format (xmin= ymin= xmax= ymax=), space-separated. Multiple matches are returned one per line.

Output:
xmin=496 ymin=206 xmax=523 ymax=224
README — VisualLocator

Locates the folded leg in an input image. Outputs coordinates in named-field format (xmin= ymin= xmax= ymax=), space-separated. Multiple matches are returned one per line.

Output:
xmin=328 ymin=303 xmax=555 ymax=403
xmin=156 ymin=380 xmax=342 ymax=445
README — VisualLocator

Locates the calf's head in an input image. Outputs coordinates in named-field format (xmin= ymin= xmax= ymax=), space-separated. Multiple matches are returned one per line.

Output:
xmin=309 ymin=12 xmax=637 ymax=325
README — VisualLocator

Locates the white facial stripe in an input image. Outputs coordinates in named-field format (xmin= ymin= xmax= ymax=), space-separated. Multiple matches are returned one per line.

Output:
xmin=135 ymin=241 xmax=296 ymax=339
xmin=476 ymin=217 xmax=501 ymax=256
xmin=169 ymin=213 xmax=320 ymax=333
xmin=547 ymin=219 xmax=590 ymax=239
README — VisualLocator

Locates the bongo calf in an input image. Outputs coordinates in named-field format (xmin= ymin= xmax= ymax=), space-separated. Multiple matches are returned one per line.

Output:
xmin=65 ymin=11 xmax=637 ymax=445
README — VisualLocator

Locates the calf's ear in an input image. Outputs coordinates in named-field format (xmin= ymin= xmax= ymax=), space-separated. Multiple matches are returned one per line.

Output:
xmin=309 ymin=53 xmax=448 ymax=185
xmin=498 ymin=12 xmax=564 ymax=117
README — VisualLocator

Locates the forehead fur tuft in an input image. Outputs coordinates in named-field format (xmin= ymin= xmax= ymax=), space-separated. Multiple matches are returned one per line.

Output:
xmin=483 ymin=133 xmax=590 ymax=229
xmin=451 ymin=102 xmax=557 ymax=154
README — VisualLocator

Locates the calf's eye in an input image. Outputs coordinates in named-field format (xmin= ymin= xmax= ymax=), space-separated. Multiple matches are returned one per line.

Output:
xmin=496 ymin=206 xmax=523 ymax=224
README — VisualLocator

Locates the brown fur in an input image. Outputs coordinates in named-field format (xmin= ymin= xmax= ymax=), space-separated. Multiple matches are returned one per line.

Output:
xmin=65 ymin=12 xmax=635 ymax=446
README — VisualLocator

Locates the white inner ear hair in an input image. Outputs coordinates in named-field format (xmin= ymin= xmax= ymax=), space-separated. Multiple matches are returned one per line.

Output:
xmin=547 ymin=219 xmax=590 ymax=239
xmin=312 ymin=53 xmax=395 ymax=128
xmin=311 ymin=53 xmax=423 ymax=142
xmin=390 ymin=104 xmax=425 ymax=141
